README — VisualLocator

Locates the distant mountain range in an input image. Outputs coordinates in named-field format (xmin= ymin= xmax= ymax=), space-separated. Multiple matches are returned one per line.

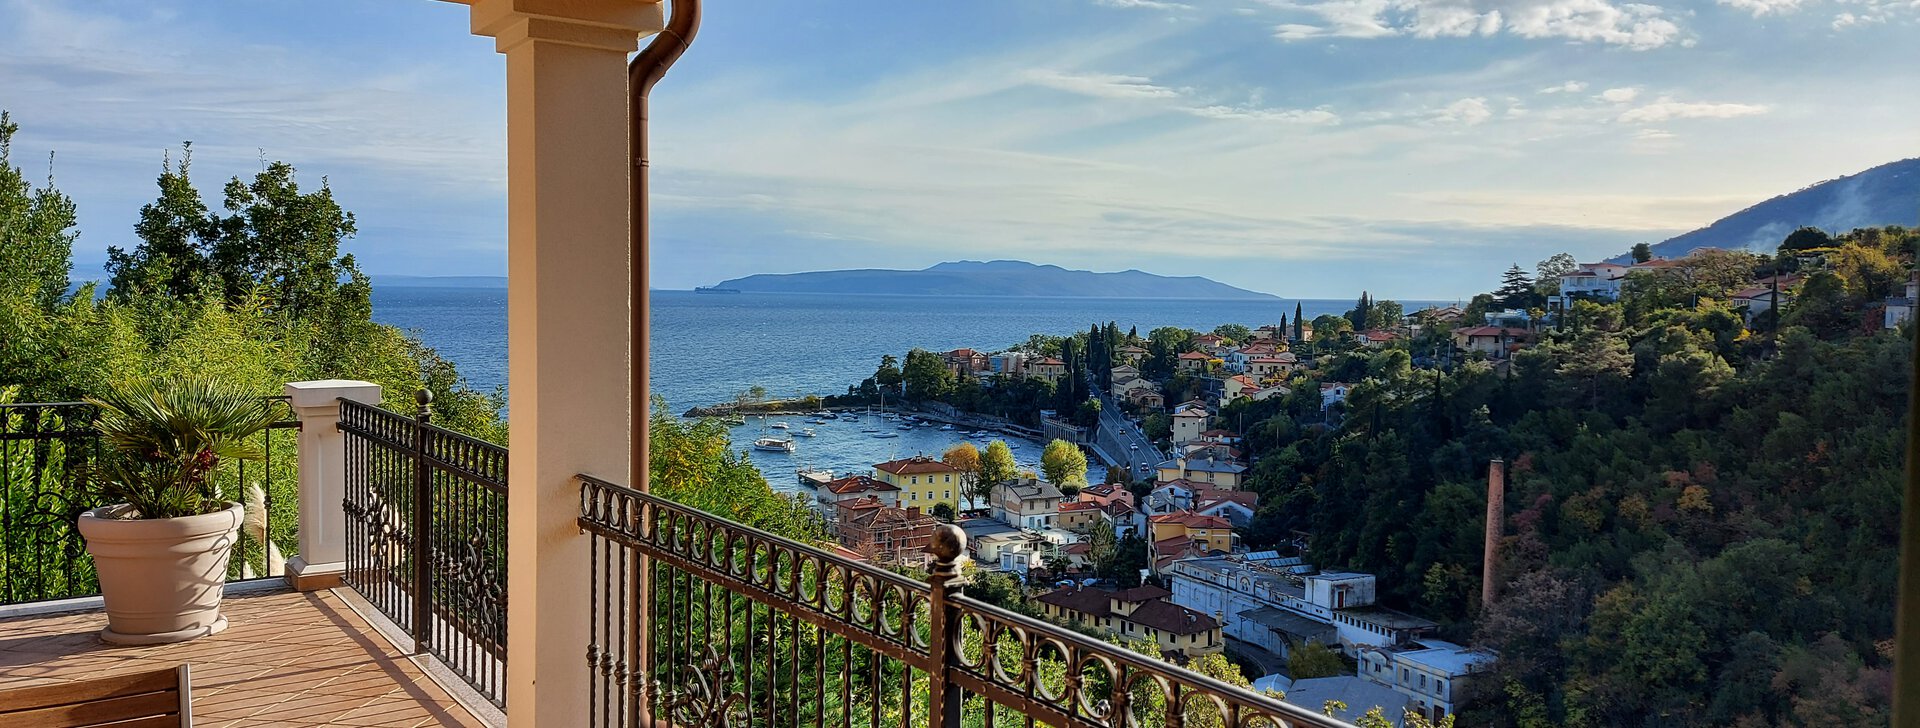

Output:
xmin=1637 ymin=158 xmax=1920 ymax=260
xmin=708 ymin=260 xmax=1278 ymax=299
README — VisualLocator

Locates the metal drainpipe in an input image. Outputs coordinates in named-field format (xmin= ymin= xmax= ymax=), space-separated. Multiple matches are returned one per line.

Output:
xmin=629 ymin=0 xmax=701 ymax=486
xmin=627 ymin=3 xmax=699 ymax=719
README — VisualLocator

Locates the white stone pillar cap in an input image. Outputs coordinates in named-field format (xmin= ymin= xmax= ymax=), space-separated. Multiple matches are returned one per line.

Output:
xmin=284 ymin=380 xmax=384 ymax=409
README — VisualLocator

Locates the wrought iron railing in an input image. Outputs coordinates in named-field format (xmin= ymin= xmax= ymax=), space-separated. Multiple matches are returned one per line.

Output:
xmin=578 ymin=474 xmax=1354 ymax=728
xmin=0 ymin=397 xmax=299 ymax=606
xmin=338 ymin=393 xmax=508 ymax=708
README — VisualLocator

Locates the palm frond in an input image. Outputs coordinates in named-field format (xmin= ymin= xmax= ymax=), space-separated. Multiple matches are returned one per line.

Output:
xmin=83 ymin=376 xmax=282 ymax=519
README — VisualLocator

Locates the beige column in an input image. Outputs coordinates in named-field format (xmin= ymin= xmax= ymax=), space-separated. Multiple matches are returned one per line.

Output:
xmin=282 ymin=379 xmax=383 ymax=591
xmin=459 ymin=1 xmax=663 ymax=724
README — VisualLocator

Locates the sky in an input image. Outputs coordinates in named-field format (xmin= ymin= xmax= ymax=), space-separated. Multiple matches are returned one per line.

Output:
xmin=1 ymin=0 xmax=1916 ymax=299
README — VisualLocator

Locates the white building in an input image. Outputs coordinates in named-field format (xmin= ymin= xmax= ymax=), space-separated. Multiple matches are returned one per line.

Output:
xmin=1357 ymin=639 xmax=1498 ymax=723
xmin=1165 ymin=557 xmax=1439 ymax=658
xmin=1552 ymin=262 xmax=1633 ymax=310
xmin=1886 ymin=274 xmax=1919 ymax=329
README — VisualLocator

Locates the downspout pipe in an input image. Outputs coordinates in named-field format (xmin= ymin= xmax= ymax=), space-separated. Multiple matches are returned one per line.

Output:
xmin=630 ymin=0 xmax=701 ymax=487
xmin=627 ymin=3 xmax=698 ymax=719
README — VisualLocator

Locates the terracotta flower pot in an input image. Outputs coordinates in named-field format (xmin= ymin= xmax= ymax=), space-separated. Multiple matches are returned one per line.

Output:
xmin=78 ymin=502 xmax=245 ymax=645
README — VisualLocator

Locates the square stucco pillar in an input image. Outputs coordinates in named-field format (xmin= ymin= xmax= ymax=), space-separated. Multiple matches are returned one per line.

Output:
xmin=282 ymin=379 xmax=383 ymax=591
xmin=461 ymin=1 xmax=663 ymax=724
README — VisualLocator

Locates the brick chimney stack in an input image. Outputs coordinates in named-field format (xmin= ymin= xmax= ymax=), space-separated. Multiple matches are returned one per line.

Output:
xmin=1482 ymin=459 xmax=1506 ymax=610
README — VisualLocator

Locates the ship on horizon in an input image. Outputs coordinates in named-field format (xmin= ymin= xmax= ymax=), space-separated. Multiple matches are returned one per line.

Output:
xmin=693 ymin=285 xmax=742 ymax=294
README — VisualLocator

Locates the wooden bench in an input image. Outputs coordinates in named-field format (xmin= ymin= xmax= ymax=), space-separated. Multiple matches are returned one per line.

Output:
xmin=0 ymin=664 xmax=192 ymax=727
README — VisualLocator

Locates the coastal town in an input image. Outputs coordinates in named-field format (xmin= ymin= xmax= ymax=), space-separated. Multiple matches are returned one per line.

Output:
xmin=748 ymin=243 xmax=1917 ymax=726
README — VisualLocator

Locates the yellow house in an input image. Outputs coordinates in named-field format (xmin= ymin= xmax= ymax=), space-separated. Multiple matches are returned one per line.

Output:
xmin=1150 ymin=512 xmax=1235 ymax=553
xmin=1035 ymin=585 xmax=1222 ymax=658
xmin=1029 ymin=357 xmax=1067 ymax=385
xmin=1154 ymin=457 xmax=1246 ymax=489
xmin=873 ymin=456 xmax=963 ymax=511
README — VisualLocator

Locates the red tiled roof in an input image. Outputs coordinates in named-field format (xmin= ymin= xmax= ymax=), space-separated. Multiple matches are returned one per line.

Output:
xmin=1452 ymin=326 xmax=1529 ymax=337
xmin=874 ymin=457 xmax=960 ymax=475
xmin=1178 ymin=351 xmax=1210 ymax=360
xmin=1151 ymin=512 xmax=1231 ymax=529
xmin=1058 ymin=501 xmax=1101 ymax=513
xmin=1195 ymin=487 xmax=1258 ymax=509
xmin=1034 ymin=357 xmax=1066 ymax=366
xmin=826 ymin=475 xmax=900 ymax=494
xmin=1126 ymin=599 xmax=1219 ymax=635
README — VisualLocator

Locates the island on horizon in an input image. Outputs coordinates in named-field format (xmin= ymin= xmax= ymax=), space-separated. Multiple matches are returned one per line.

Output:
xmin=703 ymin=260 xmax=1278 ymax=300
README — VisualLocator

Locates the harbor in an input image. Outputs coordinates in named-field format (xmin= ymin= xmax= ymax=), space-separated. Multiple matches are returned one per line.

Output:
xmin=717 ymin=407 xmax=1050 ymax=495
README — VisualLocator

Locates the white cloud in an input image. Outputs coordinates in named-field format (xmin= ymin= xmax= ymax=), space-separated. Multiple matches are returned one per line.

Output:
xmin=1633 ymin=128 xmax=1676 ymax=140
xmin=1717 ymin=0 xmax=1803 ymax=15
xmin=1023 ymin=70 xmax=1182 ymax=99
xmin=1188 ymin=105 xmax=1343 ymax=124
xmin=1094 ymin=0 xmax=1195 ymax=9
xmin=1261 ymin=0 xmax=1690 ymax=49
xmin=1540 ymin=81 xmax=1589 ymax=94
xmin=1502 ymin=0 xmax=1687 ymax=49
xmin=1268 ymin=0 xmax=1404 ymax=39
xmin=1435 ymin=97 xmax=1493 ymax=125
xmin=1618 ymin=99 xmax=1769 ymax=123
xmin=1598 ymin=86 xmax=1641 ymax=103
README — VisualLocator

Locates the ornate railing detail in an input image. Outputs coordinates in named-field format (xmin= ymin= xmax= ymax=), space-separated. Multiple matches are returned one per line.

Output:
xmin=339 ymin=393 xmax=507 ymax=708
xmin=0 ymin=398 xmax=298 ymax=606
xmin=578 ymin=474 xmax=1355 ymax=728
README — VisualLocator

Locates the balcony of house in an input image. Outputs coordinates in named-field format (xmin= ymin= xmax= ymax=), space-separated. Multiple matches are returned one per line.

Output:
xmin=0 ymin=384 xmax=1356 ymax=727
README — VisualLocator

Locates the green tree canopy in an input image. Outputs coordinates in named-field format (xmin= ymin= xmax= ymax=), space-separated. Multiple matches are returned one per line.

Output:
xmin=1040 ymin=438 xmax=1089 ymax=488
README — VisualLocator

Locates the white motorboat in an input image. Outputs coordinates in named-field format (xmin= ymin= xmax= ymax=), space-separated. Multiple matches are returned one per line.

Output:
xmin=770 ymin=422 xmax=791 ymax=430
xmin=799 ymin=428 xmax=817 ymax=437
xmin=872 ymin=432 xmax=899 ymax=439
xmin=753 ymin=437 xmax=795 ymax=453
xmin=939 ymin=424 xmax=955 ymax=431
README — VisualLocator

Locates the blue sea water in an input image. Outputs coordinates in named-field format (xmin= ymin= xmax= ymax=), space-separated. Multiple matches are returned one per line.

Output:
xmin=370 ymin=287 xmax=1442 ymax=485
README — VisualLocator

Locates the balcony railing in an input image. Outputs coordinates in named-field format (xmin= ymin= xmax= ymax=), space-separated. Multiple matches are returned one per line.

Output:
xmin=578 ymin=474 xmax=1355 ymax=728
xmin=338 ymin=395 xmax=509 ymax=708
xmin=0 ymin=397 xmax=299 ymax=606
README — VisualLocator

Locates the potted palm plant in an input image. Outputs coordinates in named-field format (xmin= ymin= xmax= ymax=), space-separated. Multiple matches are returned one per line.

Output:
xmin=77 ymin=377 xmax=283 ymax=644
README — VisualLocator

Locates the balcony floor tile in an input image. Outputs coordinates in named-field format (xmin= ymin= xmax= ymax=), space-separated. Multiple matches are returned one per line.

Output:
xmin=0 ymin=587 xmax=487 ymax=727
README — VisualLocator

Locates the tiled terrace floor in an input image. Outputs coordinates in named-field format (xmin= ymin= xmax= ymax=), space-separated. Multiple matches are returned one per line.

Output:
xmin=0 ymin=587 xmax=489 ymax=727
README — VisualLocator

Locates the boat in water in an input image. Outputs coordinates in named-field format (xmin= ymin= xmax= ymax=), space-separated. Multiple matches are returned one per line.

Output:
xmin=770 ymin=422 xmax=790 ymax=430
xmin=799 ymin=428 xmax=817 ymax=437
xmin=872 ymin=432 xmax=899 ymax=439
xmin=939 ymin=424 xmax=956 ymax=431
xmin=753 ymin=437 xmax=795 ymax=453
xmin=693 ymin=286 xmax=742 ymax=294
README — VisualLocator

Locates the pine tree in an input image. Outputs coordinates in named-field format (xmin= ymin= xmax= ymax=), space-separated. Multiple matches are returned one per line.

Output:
xmin=1349 ymin=292 xmax=1372 ymax=332
xmin=1496 ymin=265 xmax=1535 ymax=309
xmin=1293 ymin=302 xmax=1304 ymax=341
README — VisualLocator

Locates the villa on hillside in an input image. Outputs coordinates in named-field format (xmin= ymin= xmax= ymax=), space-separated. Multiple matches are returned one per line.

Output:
xmin=1155 ymin=456 xmax=1247 ymax=489
xmin=834 ymin=497 xmax=938 ymax=567
xmin=816 ymin=474 xmax=901 ymax=512
xmin=1036 ymin=584 xmax=1223 ymax=659
xmin=1451 ymin=326 xmax=1531 ymax=360
xmin=873 ymin=456 xmax=963 ymax=511
xmin=992 ymin=478 xmax=1065 ymax=530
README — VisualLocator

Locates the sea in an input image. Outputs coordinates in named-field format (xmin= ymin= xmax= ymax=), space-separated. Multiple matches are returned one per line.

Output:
xmin=370 ymin=287 xmax=1439 ymax=489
